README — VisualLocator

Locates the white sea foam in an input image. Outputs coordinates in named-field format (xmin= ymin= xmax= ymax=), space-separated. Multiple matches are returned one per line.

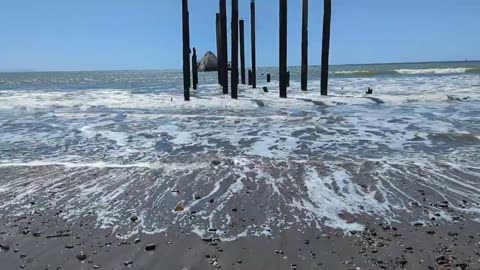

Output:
xmin=395 ymin=68 xmax=469 ymax=75
xmin=0 ymin=71 xmax=479 ymax=240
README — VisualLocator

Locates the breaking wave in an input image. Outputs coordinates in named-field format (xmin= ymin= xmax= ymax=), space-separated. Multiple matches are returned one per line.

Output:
xmin=332 ymin=67 xmax=480 ymax=77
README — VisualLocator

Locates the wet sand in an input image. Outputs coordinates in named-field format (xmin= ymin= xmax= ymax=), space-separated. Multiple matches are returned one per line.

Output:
xmin=1 ymin=203 xmax=480 ymax=269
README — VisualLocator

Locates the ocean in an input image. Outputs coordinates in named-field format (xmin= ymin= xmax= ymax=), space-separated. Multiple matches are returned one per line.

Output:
xmin=0 ymin=61 xmax=479 ymax=239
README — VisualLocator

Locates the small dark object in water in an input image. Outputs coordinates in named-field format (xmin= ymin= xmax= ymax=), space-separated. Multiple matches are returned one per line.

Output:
xmin=130 ymin=216 xmax=138 ymax=223
xmin=211 ymin=160 xmax=221 ymax=166
xmin=366 ymin=87 xmax=373 ymax=95
xmin=263 ymin=87 xmax=268 ymax=93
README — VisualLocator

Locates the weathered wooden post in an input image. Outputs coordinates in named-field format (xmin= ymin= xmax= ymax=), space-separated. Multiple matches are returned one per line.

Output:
xmin=267 ymin=73 xmax=271 ymax=82
xmin=192 ymin=47 xmax=198 ymax=90
xmin=220 ymin=0 xmax=229 ymax=94
xmin=231 ymin=0 xmax=239 ymax=99
xmin=216 ymin=13 xmax=223 ymax=87
xmin=301 ymin=0 xmax=309 ymax=91
xmin=248 ymin=69 xmax=252 ymax=85
xmin=279 ymin=0 xmax=288 ymax=98
xmin=321 ymin=0 xmax=331 ymax=96
xmin=182 ymin=0 xmax=191 ymax=101
xmin=240 ymin=19 xmax=246 ymax=85
xmin=250 ymin=0 xmax=257 ymax=88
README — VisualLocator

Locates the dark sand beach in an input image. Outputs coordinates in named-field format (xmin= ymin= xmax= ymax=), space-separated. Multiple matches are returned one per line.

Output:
xmin=1 ymin=207 xmax=479 ymax=269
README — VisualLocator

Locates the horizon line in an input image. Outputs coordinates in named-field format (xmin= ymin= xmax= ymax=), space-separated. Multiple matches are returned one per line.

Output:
xmin=1 ymin=59 xmax=478 ymax=74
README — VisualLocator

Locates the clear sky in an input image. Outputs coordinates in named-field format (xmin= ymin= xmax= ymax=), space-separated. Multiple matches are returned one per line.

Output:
xmin=0 ymin=0 xmax=479 ymax=71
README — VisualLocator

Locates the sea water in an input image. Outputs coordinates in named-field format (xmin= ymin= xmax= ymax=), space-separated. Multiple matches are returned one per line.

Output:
xmin=0 ymin=61 xmax=479 ymax=239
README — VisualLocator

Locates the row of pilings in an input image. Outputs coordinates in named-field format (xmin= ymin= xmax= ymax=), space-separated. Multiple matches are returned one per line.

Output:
xmin=182 ymin=0 xmax=332 ymax=101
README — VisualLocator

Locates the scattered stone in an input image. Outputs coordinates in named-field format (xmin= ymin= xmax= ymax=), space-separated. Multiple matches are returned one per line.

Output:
xmin=212 ymin=261 xmax=221 ymax=268
xmin=174 ymin=204 xmax=185 ymax=212
xmin=209 ymin=198 xmax=215 ymax=203
xmin=0 ymin=244 xmax=10 ymax=251
xmin=194 ymin=195 xmax=202 ymax=200
xmin=211 ymin=160 xmax=221 ymax=166
xmin=436 ymin=255 xmax=447 ymax=265
xmin=232 ymin=208 xmax=238 ymax=212
xmin=124 ymin=261 xmax=133 ymax=266
xmin=263 ymin=87 xmax=269 ymax=93
xmin=65 ymin=244 xmax=74 ymax=249
xmin=426 ymin=230 xmax=436 ymax=235
xmin=76 ymin=252 xmax=87 ymax=261
xmin=134 ymin=238 xmax=141 ymax=244
xmin=202 ymin=237 xmax=213 ymax=242
xmin=93 ymin=265 xmax=100 ymax=269
xmin=130 ymin=216 xmax=138 ymax=223
xmin=145 ymin=244 xmax=156 ymax=252
xmin=413 ymin=222 xmax=425 ymax=227
xmin=32 ymin=232 xmax=42 ymax=237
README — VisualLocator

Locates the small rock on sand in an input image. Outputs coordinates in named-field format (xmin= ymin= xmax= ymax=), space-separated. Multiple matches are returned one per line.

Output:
xmin=145 ymin=244 xmax=156 ymax=251
xmin=174 ymin=204 xmax=185 ymax=212
xmin=76 ymin=252 xmax=87 ymax=261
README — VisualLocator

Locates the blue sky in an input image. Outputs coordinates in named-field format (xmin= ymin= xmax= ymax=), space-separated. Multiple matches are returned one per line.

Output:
xmin=0 ymin=0 xmax=479 ymax=71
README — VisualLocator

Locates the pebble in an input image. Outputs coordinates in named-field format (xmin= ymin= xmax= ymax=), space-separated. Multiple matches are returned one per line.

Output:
xmin=145 ymin=244 xmax=156 ymax=251
xmin=174 ymin=204 xmax=185 ymax=212
xmin=130 ymin=216 xmax=138 ymax=223
xmin=134 ymin=238 xmax=141 ymax=244
xmin=0 ymin=244 xmax=10 ymax=251
xmin=211 ymin=160 xmax=221 ymax=166
xmin=76 ymin=252 xmax=87 ymax=261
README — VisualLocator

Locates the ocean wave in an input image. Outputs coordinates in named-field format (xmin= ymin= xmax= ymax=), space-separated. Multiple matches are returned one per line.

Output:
xmin=332 ymin=67 xmax=480 ymax=77
xmin=332 ymin=70 xmax=382 ymax=76
xmin=395 ymin=68 xmax=476 ymax=75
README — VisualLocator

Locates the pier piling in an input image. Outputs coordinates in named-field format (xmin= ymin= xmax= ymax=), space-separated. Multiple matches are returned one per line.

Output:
xmin=216 ymin=13 xmax=223 ymax=87
xmin=321 ymin=0 xmax=331 ymax=96
xmin=301 ymin=0 xmax=309 ymax=91
xmin=250 ymin=0 xmax=257 ymax=89
xmin=240 ymin=19 xmax=246 ymax=85
xmin=248 ymin=69 xmax=253 ymax=85
xmin=220 ymin=0 xmax=229 ymax=94
xmin=279 ymin=0 xmax=288 ymax=98
xmin=182 ymin=0 xmax=191 ymax=101
xmin=267 ymin=73 xmax=271 ymax=82
xmin=231 ymin=0 xmax=239 ymax=99
xmin=192 ymin=47 xmax=198 ymax=90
